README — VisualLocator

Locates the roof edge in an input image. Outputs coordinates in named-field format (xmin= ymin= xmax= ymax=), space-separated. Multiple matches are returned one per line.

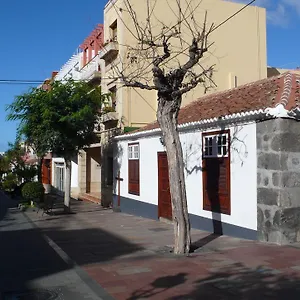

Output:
xmin=115 ymin=109 xmax=266 ymax=141
xmin=115 ymin=106 xmax=300 ymax=141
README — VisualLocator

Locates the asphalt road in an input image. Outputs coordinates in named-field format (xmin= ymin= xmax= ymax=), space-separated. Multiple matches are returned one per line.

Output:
xmin=0 ymin=191 xmax=113 ymax=300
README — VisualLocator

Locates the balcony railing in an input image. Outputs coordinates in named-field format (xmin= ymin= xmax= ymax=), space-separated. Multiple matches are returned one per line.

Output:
xmin=80 ymin=55 xmax=101 ymax=82
xmin=99 ymin=39 xmax=119 ymax=62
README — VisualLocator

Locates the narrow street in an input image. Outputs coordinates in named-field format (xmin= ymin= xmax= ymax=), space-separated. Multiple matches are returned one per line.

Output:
xmin=0 ymin=191 xmax=113 ymax=300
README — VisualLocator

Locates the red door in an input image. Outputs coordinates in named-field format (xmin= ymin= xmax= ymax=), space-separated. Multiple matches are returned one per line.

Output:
xmin=158 ymin=152 xmax=172 ymax=220
xmin=42 ymin=159 xmax=52 ymax=184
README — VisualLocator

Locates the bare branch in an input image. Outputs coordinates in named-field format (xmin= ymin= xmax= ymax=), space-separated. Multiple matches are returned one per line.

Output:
xmin=121 ymin=77 xmax=158 ymax=91
xmin=177 ymin=65 xmax=214 ymax=96
xmin=181 ymin=12 xmax=213 ymax=73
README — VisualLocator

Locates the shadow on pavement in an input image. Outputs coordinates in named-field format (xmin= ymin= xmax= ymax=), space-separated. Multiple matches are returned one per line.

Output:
xmin=128 ymin=273 xmax=188 ymax=300
xmin=0 ymin=196 xmax=144 ymax=298
xmin=190 ymin=233 xmax=221 ymax=252
xmin=41 ymin=226 xmax=144 ymax=265
xmin=128 ymin=263 xmax=300 ymax=300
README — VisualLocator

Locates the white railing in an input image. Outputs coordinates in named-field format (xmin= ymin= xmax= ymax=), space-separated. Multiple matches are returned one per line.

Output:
xmin=80 ymin=55 xmax=101 ymax=81
xmin=55 ymin=53 xmax=81 ymax=81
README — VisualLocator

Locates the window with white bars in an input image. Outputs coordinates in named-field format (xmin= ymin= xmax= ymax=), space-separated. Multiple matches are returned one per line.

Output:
xmin=203 ymin=133 xmax=229 ymax=158
xmin=128 ymin=144 xmax=139 ymax=160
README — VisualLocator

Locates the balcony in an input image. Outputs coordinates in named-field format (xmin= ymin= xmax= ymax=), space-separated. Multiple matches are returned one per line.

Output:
xmin=99 ymin=40 xmax=119 ymax=63
xmin=102 ymin=111 xmax=118 ymax=123
xmin=80 ymin=55 xmax=101 ymax=83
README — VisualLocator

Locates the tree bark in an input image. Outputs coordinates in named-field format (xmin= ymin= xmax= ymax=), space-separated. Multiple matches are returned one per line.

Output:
xmin=157 ymin=96 xmax=191 ymax=254
xmin=37 ymin=157 xmax=43 ymax=183
xmin=64 ymin=159 xmax=72 ymax=213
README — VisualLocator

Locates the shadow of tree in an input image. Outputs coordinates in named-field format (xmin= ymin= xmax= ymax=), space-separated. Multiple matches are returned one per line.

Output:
xmin=128 ymin=273 xmax=188 ymax=300
xmin=128 ymin=264 xmax=300 ymax=300
xmin=171 ymin=264 xmax=300 ymax=299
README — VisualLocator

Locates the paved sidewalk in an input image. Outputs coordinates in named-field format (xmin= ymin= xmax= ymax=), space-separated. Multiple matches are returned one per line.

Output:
xmin=26 ymin=200 xmax=300 ymax=299
xmin=0 ymin=192 xmax=113 ymax=300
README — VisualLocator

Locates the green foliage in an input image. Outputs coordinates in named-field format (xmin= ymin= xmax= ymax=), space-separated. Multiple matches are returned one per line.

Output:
xmin=2 ymin=173 xmax=18 ymax=192
xmin=0 ymin=142 xmax=38 ymax=184
xmin=103 ymin=106 xmax=115 ymax=113
xmin=14 ymin=165 xmax=38 ymax=183
xmin=7 ymin=79 xmax=107 ymax=160
xmin=21 ymin=181 xmax=45 ymax=201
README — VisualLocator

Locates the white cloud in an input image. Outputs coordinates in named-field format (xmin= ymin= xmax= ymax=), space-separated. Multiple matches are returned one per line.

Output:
xmin=226 ymin=0 xmax=299 ymax=27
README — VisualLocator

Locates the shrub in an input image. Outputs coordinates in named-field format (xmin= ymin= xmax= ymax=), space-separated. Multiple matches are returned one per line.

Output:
xmin=22 ymin=182 xmax=45 ymax=202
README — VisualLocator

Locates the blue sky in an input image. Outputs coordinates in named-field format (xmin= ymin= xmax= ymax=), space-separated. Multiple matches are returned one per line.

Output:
xmin=0 ymin=0 xmax=299 ymax=152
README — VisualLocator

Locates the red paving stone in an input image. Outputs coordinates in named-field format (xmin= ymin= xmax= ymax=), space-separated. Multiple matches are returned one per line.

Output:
xmin=26 ymin=200 xmax=300 ymax=299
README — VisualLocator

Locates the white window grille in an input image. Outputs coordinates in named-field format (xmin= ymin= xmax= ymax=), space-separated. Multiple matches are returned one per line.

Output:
xmin=128 ymin=144 xmax=139 ymax=160
xmin=203 ymin=133 xmax=229 ymax=158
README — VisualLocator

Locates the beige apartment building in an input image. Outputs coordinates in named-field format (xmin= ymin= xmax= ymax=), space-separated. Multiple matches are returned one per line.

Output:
xmin=78 ymin=0 xmax=267 ymax=205
xmin=101 ymin=0 xmax=267 ymax=128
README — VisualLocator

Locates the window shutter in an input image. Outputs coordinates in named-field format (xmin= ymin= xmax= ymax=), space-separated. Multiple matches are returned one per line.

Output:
xmin=128 ymin=160 xmax=140 ymax=195
xmin=202 ymin=130 xmax=231 ymax=215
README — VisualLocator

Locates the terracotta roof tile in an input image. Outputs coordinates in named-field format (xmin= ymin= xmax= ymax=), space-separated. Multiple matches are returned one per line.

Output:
xmin=131 ymin=72 xmax=300 ymax=134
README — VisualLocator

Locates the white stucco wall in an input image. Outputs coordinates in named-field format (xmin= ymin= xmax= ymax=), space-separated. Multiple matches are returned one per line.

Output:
xmin=114 ymin=122 xmax=257 ymax=231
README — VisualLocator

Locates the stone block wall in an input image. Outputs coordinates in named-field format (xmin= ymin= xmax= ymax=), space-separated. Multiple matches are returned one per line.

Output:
xmin=257 ymin=118 xmax=300 ymax=244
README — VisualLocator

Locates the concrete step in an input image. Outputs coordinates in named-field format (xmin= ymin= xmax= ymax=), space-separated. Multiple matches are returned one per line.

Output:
xmin=78 ymin=193 xmax=101 ymax=205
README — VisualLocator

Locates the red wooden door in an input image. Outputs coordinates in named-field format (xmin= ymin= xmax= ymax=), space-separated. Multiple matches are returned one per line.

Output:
xmin=158 ymin=152 xmax=172 ymax=220
xmin=202 ymin=157 xmax=230 ymax=215
xmin=42 ymin=159 xmax=52 ymax=184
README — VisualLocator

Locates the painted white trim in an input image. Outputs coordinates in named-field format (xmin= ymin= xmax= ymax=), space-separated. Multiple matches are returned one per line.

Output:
xmin=265 ymin=104 xmax=291 ymax=118
xmin=115 ymin=109 xmax=267 ymax=140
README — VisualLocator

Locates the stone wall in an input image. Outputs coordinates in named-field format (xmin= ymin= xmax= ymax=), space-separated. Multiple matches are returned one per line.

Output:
xmin=257 ymin=118 xmax=300 ymax=244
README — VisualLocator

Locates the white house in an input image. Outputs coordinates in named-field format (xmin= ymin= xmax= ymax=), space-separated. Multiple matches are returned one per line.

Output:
xmin=113 ymin=72 xmax=300 ymax=245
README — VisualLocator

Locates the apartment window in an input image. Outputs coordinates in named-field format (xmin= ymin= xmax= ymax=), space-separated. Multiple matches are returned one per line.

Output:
xmin=109 ymin=86 xmax=117 ymax=111
xmin=128 ymin=143 xmax=140 ymax=195
xmin=110 ymin=20 xmax=117 ymax=40
xmin=202 ymin=130 xmax=231 ymax=215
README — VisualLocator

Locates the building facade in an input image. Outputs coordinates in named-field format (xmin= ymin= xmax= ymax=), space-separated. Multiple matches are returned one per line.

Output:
xmin=54 ymin=0 xmax=268 ymax=205
xmin=114 ymin=72 xmax=300 ymax=245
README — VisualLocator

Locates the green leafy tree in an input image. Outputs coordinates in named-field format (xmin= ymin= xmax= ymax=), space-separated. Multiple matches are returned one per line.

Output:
xmin=7 ymin=79 xmax=106 ymax=212
xmin=3 ymin=142 xmax=37 ymax=183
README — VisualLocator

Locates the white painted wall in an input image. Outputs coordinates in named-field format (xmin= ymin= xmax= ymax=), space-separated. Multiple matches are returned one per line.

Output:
xmin=71 ymin=161 xmax=78 ymax=188
xmin=114 ymin=122 xmax=257 ymax=231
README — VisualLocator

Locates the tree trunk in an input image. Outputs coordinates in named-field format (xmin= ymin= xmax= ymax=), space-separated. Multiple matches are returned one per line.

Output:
xmin=157 ymin=96 xmax=191 ymax=254
xmin=37 ymin=157 xmax=43 ymax=182
xmin=64 ymin=159 xmax=72 ymax=213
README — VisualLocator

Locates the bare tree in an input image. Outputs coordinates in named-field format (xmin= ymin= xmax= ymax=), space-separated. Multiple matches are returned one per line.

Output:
xmin=109 ymin=0 xmax=215 ymax=254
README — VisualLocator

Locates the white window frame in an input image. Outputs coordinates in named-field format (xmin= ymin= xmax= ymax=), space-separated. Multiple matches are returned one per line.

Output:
xmin=54 ymin=162 xmax=65 ymax=192
xmin=128 ymin=144 xmax=139 ymax=160
xmin=203 ymin=132 xmax=229 ymax=158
